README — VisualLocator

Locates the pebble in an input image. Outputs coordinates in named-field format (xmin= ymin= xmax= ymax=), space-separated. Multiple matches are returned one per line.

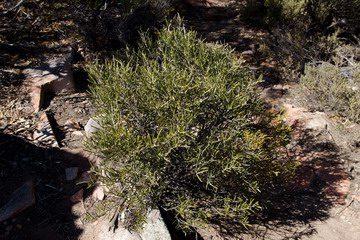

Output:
xmin=84 ymin=118 xmax=101 ymax=138
xmin=16 ymin=224 xmax=22 ymax=229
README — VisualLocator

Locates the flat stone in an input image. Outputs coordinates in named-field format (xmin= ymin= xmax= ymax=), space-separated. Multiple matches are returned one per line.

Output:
xmin=0 ymin=180 xmax=36 ymax=223
xmin=284 ymin=104 xmax=329 ymax=131
xmin=65 ymin=167 xmax=79 ymax=181
xmin=79 ymin=208 xmax=171 ymax=240
xmin=23 ymin=55 xmax=75 ymax=112
xmin=140 ymin=209 xmax=171 ymax=240
xmin=84 ymin=118 xmax=101 ymax=138
xmin=305 ymin=114 xmax=328 ymax=131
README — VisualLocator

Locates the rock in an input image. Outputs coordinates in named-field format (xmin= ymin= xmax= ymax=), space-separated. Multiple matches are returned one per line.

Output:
xmin=84 ymin=118 xmax=101 ymax=138
xmin=140 ymin=209 xmax=171 ymax=240
xmin=23 ymin=55 xmax=75 ymax=112
xmin=65 ymin=167 xmax=79 ymax=181
xmin=0 ymin=180 xmax=36 ymax=223
xmin=33 ymin=112 xmax=59 ymax=147
xmin=92 ymin=186 xmax=105 ymax=201
xmin=305 ymin=114 xmax=328 ymax=131
xmin=70 ymin=189 xmax=84 ymax=203
xmin=98 ymin=222 xmax=141 ymax=240
xmin=80 ymin=208 xmax=171 ymax=240
xmin=284 ymin=104 xmax=330 ymax=132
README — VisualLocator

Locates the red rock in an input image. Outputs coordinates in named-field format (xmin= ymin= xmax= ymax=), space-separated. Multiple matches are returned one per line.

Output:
xmin=22 ymin=56 xmax=75 ymax=112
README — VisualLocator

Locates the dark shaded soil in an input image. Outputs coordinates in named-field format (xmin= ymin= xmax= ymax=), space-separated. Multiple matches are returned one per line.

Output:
xmin=0 ymin=134 xmax=91 ymax=240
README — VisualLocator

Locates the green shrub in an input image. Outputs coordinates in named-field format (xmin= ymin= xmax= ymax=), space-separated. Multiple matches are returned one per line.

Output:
xmin=265 ymin=0 xmax=308 ymax=23
xmin=262 ymin=0 xmax=360 ymax=82
xmin=86 ymin=18 xmax=293 ymax=232
xmin=264 ymin=0 xmax=337 ymax=27
xmin=301 ymin=45 xmax=360 ymax=122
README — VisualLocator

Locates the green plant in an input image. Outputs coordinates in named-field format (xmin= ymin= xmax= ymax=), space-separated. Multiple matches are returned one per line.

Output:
xmin=262 ymin=0 xmax=360 ymax=82
xmin=86 ymin=18 xmax=293 ymax=232
xmin=301 ymin=45 xmax=360 ymax=122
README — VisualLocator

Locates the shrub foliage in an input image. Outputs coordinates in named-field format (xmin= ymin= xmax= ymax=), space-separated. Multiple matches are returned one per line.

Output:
xmin=301 ymin=45 xmax=360 ymax=122
xmin=86 ymin=18 xmax=292 ymax=231
xmin=258 ymin=0 xmax=360 ymax=81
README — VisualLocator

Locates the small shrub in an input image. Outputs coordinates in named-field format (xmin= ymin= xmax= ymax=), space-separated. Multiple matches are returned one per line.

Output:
xmin=86 ymin=18 xmax=293 ymax=232
xmin=266 ymin=28 xmax=340 ymax=81
xmin=263 ymin=0 xmax=360 ymax=82
xmin=301 ymin=45 xmax=360 ymax=122
xmin=265 ymin=0 xmax=308 ymax=22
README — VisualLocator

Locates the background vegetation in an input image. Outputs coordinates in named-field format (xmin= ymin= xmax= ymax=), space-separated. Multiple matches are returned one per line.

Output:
xmin=81 ymin=0 xmax=360 ymax=235
xmin=84 ymin=0 xmax=359 ymax=234
xmin=301 ymin=45 xmax=360 ymax=122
